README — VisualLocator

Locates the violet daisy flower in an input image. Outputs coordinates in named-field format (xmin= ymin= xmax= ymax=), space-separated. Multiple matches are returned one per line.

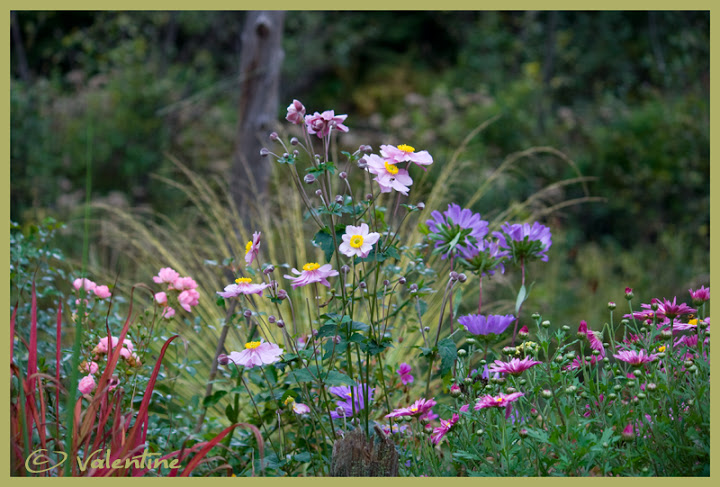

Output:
xmin=217 ymin=277 xmax=270 ymax=298
xmin=488 ymin=357 xmax=542 ymax=376
xmin=493 ymin=222 xmax=552 ymax=263
xmin=462 ymin=238 xmax=510 ymax=276
xmin=385 ymin=397 xmax=437 ymax=419
xmin=305 ymin=110 xmax=349 ymax=138
xmin=285 ymin=99 xmax=306 ymax=124
xmin=613 ymin=349 xmax=659 ymax=365
xmin=363 ymin=153 xmax=413 ymax=195
xmin=458 ymin=313 xmax=515 ymax=337
xmin=474 ymin=392 xmax=525 ymax=410
xmin=284 ymin=263 xmax=339 ymax=289
xmin=431 ymin=414 xmax=459 ymax=445
xmin=380 ymin=144 xmax=433 ymax=169
xmin=339 ymin=223 xmax=381 ymax=259
xmin=227 ymin=339 xmax=283 ymax=369
xmin=245 ymin=231 xmax=261 ymax=265
xmin=426 ymin=203 xmax=489 ymax=260
xmin=329 ymin=383 xmax=374 ymax=419
xmin=397 ymin=363 xmax=414 ymax=385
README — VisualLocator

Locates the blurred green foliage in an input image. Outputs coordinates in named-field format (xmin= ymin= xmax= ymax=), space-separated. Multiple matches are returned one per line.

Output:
xmin=11 ymin=11 xmax=709 ymax=328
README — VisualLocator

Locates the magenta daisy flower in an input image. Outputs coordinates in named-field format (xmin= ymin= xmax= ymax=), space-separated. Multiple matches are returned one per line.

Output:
xmin=305 ymin=110 xmax=349 ymax=138
xmin=564 ymin=355 xmax=602 ymax=371
xmin=217 ymin=277 xmax=270 ymax=298
xmin=689 ymin=285 xmax=710 ymax=304
xmin=430 ymin=413 xmax=459 ymax=445
xmin=339 ymin=223 xmax=381 ymax=258
xmin=227 ymin=339 xmax=283 ymax=368
xmin=458 ymin=313 xmax=515 ymax=337
xmin=657 ymin=297 xmax=696 ymax=320
xmin=245 ymin=231 xmax=261 ymax=265
xmin=397 ymin=363 xmax=414 ymax=385
xmin=363 ymin=153 xmax=413 ymax=195
xmin=613 ymin=349 xmax=659 ymax=365
xmin=488 ymin=357 xmax=542 ymax=376
xmin=385 ymin=397 xmax=437 ymax=419
xmin=474 ymin=392 xmax=525 ymax=410
xmin=284 ymin=263 xmax=339 ymax=289
xmin=380 ymin=144 xmax=433 ymax=169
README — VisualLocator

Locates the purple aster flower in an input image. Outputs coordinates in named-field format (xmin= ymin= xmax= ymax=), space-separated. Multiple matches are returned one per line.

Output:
xmin=458 ymin=313 xmax=515 ymax=337
xmin=613 ymin=349 xmax=659 ymax=365
xmin=329 ymin=383 xmax=374 ymax=419
xmin=426 ymin=204 xmax=489 ymax=260
xmin=494 ymin=221 xmax=552 ymax=263
xmin=462 ymin=238 xmax=510 ymax=276
xmin=217 ymin=277 xmax=270 ymax=298
xmin=284 ymin=263 xmax=339 ymax=289
xmin=488 ymin=357 xmax=542 ymax=376
xmin=305 ymin=110 xmax=349 ymax=138
xmin=397 ymin=363 xmax=414 ymax=385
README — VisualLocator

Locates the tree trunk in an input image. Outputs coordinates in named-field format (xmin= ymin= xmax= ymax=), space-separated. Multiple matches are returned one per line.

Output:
xmin=330 ymin=426 xmax=399 ymax=477
xmin=231 ymin=11 xmax=285 ymax=222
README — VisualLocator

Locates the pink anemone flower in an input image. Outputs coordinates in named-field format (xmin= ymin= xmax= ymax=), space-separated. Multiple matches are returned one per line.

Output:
xmin=217 ymin=277 xmax=270 ymax=298
xmin=245 ymin=231 xmax=262 ymax=265
xmin=339 ymin=223 xmax=381 ymax=258
xmin=227 ymin=340 xmax=283 ymax=369
xmin=305 ymin=110 xmax=349 ymax=138
xmin=363 ymin=153 xmax=413 ymax=195
xmin=380 ymin=144 xmax=433 ymax=169
xmin=284 ymin=263 xmax=339 ymax=289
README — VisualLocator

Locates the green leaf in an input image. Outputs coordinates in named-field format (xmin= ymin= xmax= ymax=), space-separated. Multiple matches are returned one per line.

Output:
xmin=437 ymin=337 xmax=457 ymax=375
xmin=202 ymin=389 xmax=228 ymax=407
xmin=294 ymin=451 xmax=312 ymax=463
xmin=318 ymin=324 xmax=338 ymax=338
xmin=225 ymin=403 xmax=237 ymax=423
xmin=288 ymin=367 xmax=318 ymax=384
xmin=515 ymin=284 xmax=528 ymax=315
xmin=312 ymin=225 xmax=345 ymax=262
xmin=324 ymin=370 xmax=354 ymax=386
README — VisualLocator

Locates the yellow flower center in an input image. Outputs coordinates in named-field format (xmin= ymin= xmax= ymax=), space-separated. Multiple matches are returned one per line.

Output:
xmin=410 ymin=406 xmax=418 ymax=412
xmin=303 ymin=262 xmax=321 ymax=271
xmin=384 ymin=161 xmax=399 ymax=175
xmin=235 ymin=277 xmax=252 ymax=285
xmin=245 ymin=241 xmax=253 ymax=253
xmin=494 ymin=397 xmax=504 ymax=403
xmin=688 ymin=319 xmax=698 ymax=326
xmin=658 ymin=345 xmax=666 ymax=353
xmin=245 ymin=340 xmax=262 ymax=349
xmin=398 ymin=144 xmax=415 ymax=153
xmin=350 ymin=235 xmax=364 ymax=248
xmin=283 ymin=396 xmax=295 ymax=406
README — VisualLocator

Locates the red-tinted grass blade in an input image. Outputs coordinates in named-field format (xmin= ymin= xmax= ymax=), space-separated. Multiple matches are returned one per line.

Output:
xmin=178 ymin=422 xmax=262 ymax=477
xmin=10 ymin=303 xmax=17 ymax=365
xmin=55 ymin=302 xmax=62 ymax=446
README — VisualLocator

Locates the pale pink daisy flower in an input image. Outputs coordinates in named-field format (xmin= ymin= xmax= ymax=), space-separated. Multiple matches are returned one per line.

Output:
xmin=431 ymin=413 xmax=459 ymax=445
xmin=227 ymin=340 xmax=283 ymax=368
xmin=73 ymin=277 xmax=97 ymax=292
xmin=178 ymin=288 xmax=200 ymax=312
xmin=153 ymin=267 xmax=180 ymax=285
xmin=488 ymin=357 xmax=542 ymax=376
xmin=363 ymin=154 xmax=413 ymax=195
xmin=339 ymin=223 xmax=381 ymax=258
xmin=475 ymin=392 xmax=525 ymax=410
xmin=245 ymin=231 xmax=262 ymax=265
xmin=93 ymin=285 xmax=111 ymax=299
xmin=284 ymin=263 xmax=339 ymax=289
xmin=78 ymin=374 xmax=96 ymax=395
xmin=613 ymin=349 xmax=659 ymax=365
xmin=217 ymin=277 xmax=270 ymax=298
xmin=385 ymin=398 xmax=437 ymax=419
xmin=286 ymin=99 xmax=306 ymax=124
xmin=380 ymin=144 xmax=433 ymax=169
xmin=305 ymin=110 xmax=349 ymax=138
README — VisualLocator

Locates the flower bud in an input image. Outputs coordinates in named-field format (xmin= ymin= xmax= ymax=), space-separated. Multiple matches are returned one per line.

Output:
xmin=335 ymin=195 xmax=344 ymax=204
xmin=290 ymin=137 xmax=299 ymax=145
xmin=608 ymin=393 xmax=617 ymax=400
xmin=243 ymin=309 xmax=252 ymax=319
xmin=398 ymin=276 xmax=407 ymax=285
xmin=531 ymin=312 xmax=541 ymax=320
xmin=565 ymin=385 xmax=577 ymax=394
xmin=423 ymin=326 xmax=430 ymax=333
xmin=466 ymin=337 xmax=476 ymax=345
xmin=357 ymin=159 xmax=368 ymax=170
xmin=217 ymin=354 xmax=230 ymax=365
xmin=263 ymin=264 xmax=275 ymax=275
xmin=449 ymin=271 xmax=459 ymax=281
xmin=269 ymin=132 xmax=279 ymax=141
xmin=382 ymin=279 xmax=391 ymax=287
xmin=339 ymin=171 xmax=348 ymax=180
xmin=365 ymin=193 xmax=373 ymax=201
xmin=277 ymin=289 xmax=288 ymax=300
xmin=541 ymin=389 xmax=553 ymax=398
xmin=519 ymin=428 xmax=529 ymax=438
xmin=463 ymin=377 xmax=473 ymax=385
xmin=260 ymin=148 xmax=270 ymax=157
xmin=541 ymin=320 xmax=550 ymax=329
xmin=458 ymin=273 xmax=467 ymax=283
xmin=417 ymin=202 xmax=425 ymax=210
xmin=457 ymin=349 xmax=467 ymax=357
xmin=268 ymin=315 xmax=276 ymax=324
xmin=475 ymin=429 xmax=484 ymax=436
xmin=304 ymin=174 xmax=316 ymax=184
xmin=359 ymin=281 xmax=367 ymax=289
xmin=561 ymin=325 xmax=571 ymax=332
xmin=409 ymin=283 xmax=419 ymax=293
xmin=360 ymin=145 xmax=373 ymax=153
xmin=608 ymin=301 xmax=616 ymax=310
xmin=315 ymin=189 xmax=323 ymax=197
xmin=624 ymin=288 xmax=634 ymax=300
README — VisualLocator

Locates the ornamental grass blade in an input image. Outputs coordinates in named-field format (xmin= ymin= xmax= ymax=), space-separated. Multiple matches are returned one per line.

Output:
xmin=179 ymin=422 xmax=264 ymax=477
